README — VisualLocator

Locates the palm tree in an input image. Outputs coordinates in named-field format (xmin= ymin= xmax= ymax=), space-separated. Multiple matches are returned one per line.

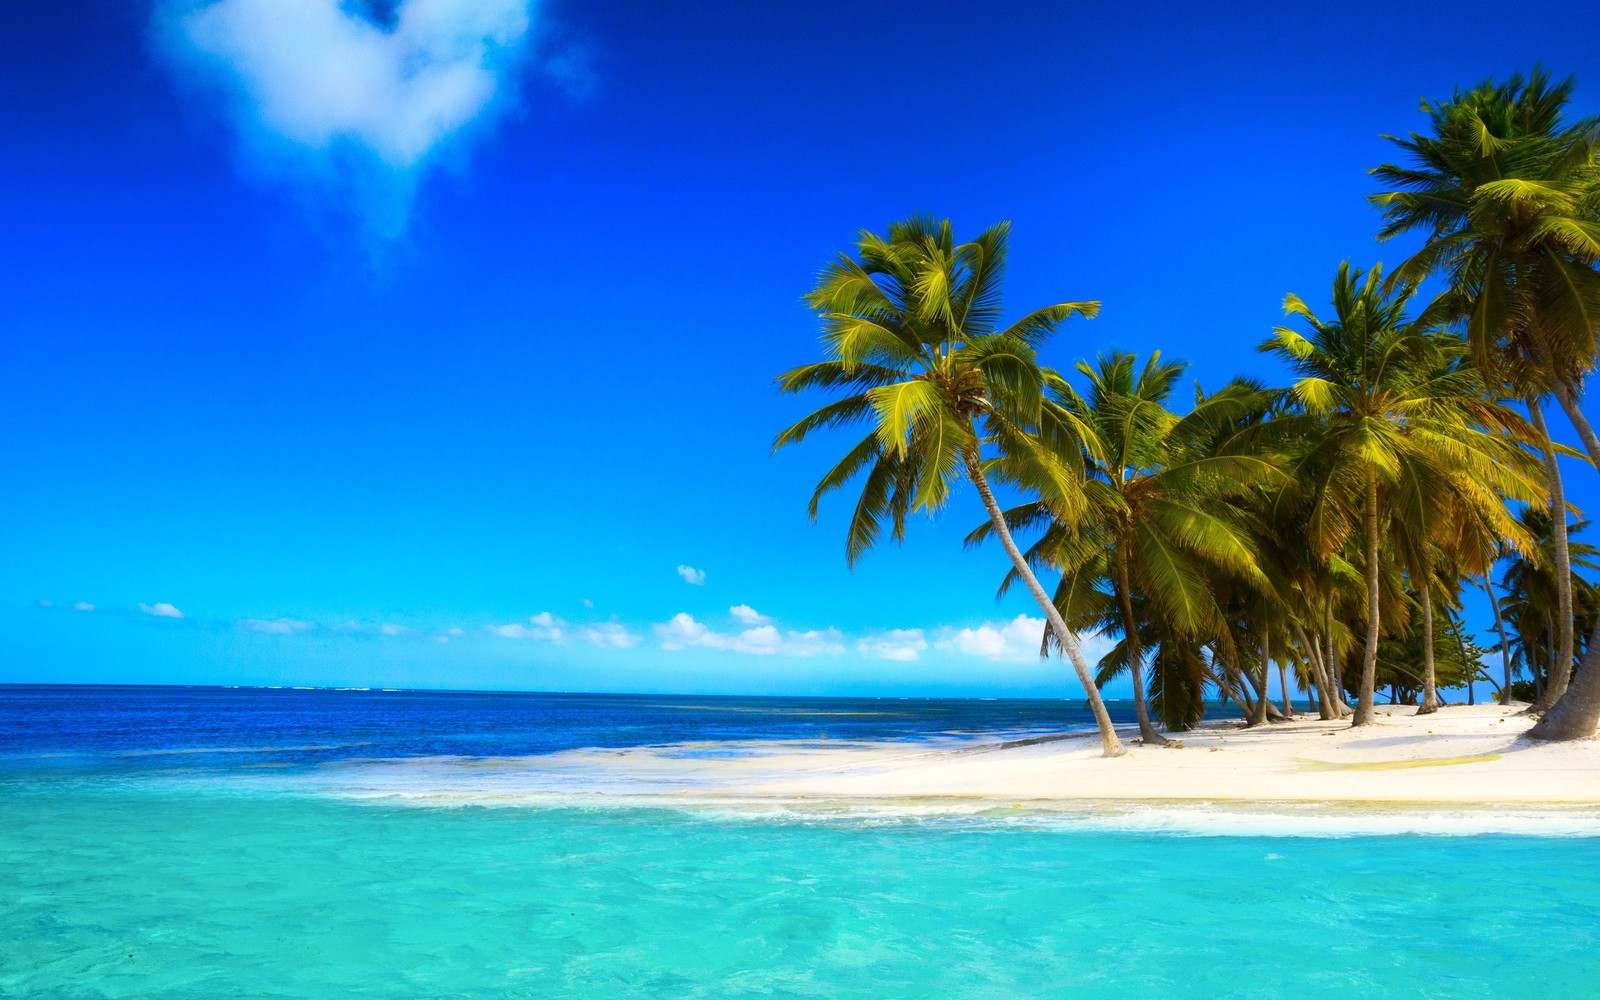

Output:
xmin=974 ymin=355 xmax=1274 ymax=744
xmin=1500 ymin=508 xmax=1600 ymax=699
xmin=1421 ymin=504 xmax=1530 ymax=710
xmin=1390 ymin=445 xmax=1537 ymax=714
xmin=1369 ymin=69 xmax=1600 ymax=734
xmin=1258 ymin=262 xmax=1543 ymax=726
xmin=773 ymin=216 xmax=1126 ymax=756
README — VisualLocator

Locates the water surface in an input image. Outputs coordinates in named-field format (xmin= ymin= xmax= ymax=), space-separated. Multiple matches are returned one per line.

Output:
xmin=4 ymin=685 xmax=1593 ymax=998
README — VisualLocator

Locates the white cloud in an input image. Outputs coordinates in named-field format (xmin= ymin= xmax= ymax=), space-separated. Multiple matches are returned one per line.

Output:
xmin=729 ymin=604 xmax=771 ymax=626
xmin=37 ymin=599 xmax=53 ymax=608
xmin=676 ymin=565 xmax=706 ymax=586
xmin=654 ymin=613 xmax=844 ymax=658
xmin=139 ymin=602 xmax=185 ymax=619
xmin=857 ymin=628 xmax=928 ymax=662
xmin=582 ymin=598 xmax=594 ymax=608
xmin=73 ymin=601 xmax=95 ymax=612
xmin=935 ymin=615 xmax=1049 ymax=663
xmin=158 ymin=0 xmax=534 ymax=236
xmin=446 ymin=627 xmax=465 ymax=637
xmin=580 ymin=622 xmax=640 ymax=649
xmin=489 ymin=611 xmax=566 ymax=641
xmin=379 ymin=623 xmax=408 ymax=636
xmin=241 ymin=617 xmax=313 ymax=634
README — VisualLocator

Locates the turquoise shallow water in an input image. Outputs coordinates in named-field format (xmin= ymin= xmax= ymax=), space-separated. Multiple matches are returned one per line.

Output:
xmin=6 ymin=784 xmax=1600 ymax=999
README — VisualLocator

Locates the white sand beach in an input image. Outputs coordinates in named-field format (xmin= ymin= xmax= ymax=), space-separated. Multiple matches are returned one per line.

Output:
xmin=321 ymin=703 xmax=1599 ymax=815
xmin=734 ymin=702 xmax=1599 ymax=805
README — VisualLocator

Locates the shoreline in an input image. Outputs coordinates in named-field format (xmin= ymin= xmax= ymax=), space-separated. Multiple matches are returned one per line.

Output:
xmin=274 ymin=703 xmax=1600 ymax=828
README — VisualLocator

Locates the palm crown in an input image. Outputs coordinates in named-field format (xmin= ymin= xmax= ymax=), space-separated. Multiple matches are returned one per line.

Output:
xmin=775 ymin=215 xmax=1126 ymax=755
xmin=774 ymin=216 xmax=1095 ymax=564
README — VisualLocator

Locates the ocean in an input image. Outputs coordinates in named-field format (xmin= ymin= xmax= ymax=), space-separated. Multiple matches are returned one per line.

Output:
xmin=4 ymin=685 xmax=1596 ymax=998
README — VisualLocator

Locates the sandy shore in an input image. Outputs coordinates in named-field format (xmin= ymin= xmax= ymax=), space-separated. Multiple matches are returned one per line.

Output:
xmin=322 ymin=702 xmax=1598 ymax=813
xmin=732 ymin=702 xmax=1599 ymax=805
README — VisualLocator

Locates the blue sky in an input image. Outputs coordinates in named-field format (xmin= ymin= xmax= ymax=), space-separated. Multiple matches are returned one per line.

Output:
xmin=3 ymin=0 xmax=1598 ymax=697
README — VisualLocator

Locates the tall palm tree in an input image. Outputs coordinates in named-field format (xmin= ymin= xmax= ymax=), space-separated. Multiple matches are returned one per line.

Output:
xmin=975 ymin=356 xmax=1274 ymax=744
xmin=773 ymin=216 xmax=1126 ymax=756
xmin=1369 ymin=69 xmax=1600 ymax=734
xmin=1390 ymin=441 xmax=1537 ymax=714
xmin=1421 ymin=501 xmax=1531 ymax=711
xmin=1258 ymin=262 xmax=1542 ymax=725
xmin=1500 ymin=508 xmax=1600 ymax=699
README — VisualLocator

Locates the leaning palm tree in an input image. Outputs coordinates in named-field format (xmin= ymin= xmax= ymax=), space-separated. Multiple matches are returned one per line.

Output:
xmin=1370 ymin=69 xmax=1600 ymax=733
xmin=970 ymin=359 xmax=1276 ymax=744
xmin=1259 ymin=262 xmax=1543 ymax=726
xmin=773 ymin=216 xmax=1126 ymax=756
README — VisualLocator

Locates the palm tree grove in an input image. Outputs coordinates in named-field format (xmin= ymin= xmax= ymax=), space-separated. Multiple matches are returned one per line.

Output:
xmin=778 ymin=69 xmax=1600 ymax=753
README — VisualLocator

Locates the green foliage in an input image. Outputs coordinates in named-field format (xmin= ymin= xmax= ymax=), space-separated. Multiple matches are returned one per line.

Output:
xmin=1371 ymin=67 xmax=1600 ymax=395
xmin=775 ymin=215 xmax=1097 ymax=566
xmin=776 ymin=68 xmax=1595 ymax=733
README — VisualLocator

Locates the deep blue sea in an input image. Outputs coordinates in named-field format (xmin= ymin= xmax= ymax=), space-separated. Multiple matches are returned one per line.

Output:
xmin=4 ymin=685 xmax=1597 ymax=998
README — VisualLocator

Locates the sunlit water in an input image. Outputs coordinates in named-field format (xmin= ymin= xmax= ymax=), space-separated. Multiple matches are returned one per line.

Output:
xmin=4 ymin=686 xmax=1597 ymax=998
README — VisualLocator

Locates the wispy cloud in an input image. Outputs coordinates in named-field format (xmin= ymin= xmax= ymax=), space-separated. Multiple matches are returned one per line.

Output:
xmin=241 ymin=617 xmax=312 ymax=634
xmin=139 ymin=602 xmax=185 ymax=619
xmin=73 ymin=601 xmax=95 ymax=612
xmin=654 ymin=613 xmax=845 ymax=658
xmin=488 ymin=612 xmax=640 ymax=649
xmin=728 ymin=604 xmax=771 ymax=626
xmin=488 ymin=611 xmax=565 ymax=641
xmin=676 ymin=565 xmax=706 ymax=586
xmin=156 ymin=0 xmax=535 ymax=237
xmin=579 ymin=622 xmax=641 ymax=649
xmin=856 ymin=628 xmax=928 ymax=662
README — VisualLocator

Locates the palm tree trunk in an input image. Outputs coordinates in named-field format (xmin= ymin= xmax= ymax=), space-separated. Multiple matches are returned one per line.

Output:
xmin=1295 ymin=622 xmax=1337 ymax=720
xmin=1114 ymin=554 xmax=1169 ymax=745
xmin=1278 ymin=659 xmax=1292 ymax=718
xmin=1249 ymin=633 xmax=1270 ymax=727
xmin=1528 ymin=382 xmax=1600 ymax=740
xmin=1540 ymin=615 xmax=1554 ymax=701
xmin=1530 ymin=628 xmax=1600 ymax=740
xmin=1528 ymin=397 xmax=1575 ymax=710
xmin=1481 ymin=571 xmax=1514 ymax=705
xmin=1416 ymin=580 xmax=1438 ymax=715
xmin=962 ymin=449 xmax=1125 ymax=756
xmin=1324 ymin=594 xmax=1351 ymax=717
xmin=1353 ymin=469 xmax=1381 ymax=727
xmin=1213 ymin=667 xmax=1255 ymax=722
xmin=1448 ymin=608 xmax=1473 ymax=706
xmin=1553 ymin=379 xmax=1600 ymax=469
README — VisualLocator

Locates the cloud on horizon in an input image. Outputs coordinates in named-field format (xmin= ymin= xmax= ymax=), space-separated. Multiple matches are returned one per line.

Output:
xmin=934 ymin=615 xmax=1049 ymax=662
xmin=241 ymin=617 xmax=313 ymax=634
xmin=139 ymin=601 xmax=185 ymax=619
xmin=654 ymin=613 xmax=846 ymax=658
xmin=856 ymin=628 xmax=928 ymax=662
xmin=155 ymin=0 xmax=536 ymax=238
xmin=489 ymin=611 xmax=640 ymax=649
